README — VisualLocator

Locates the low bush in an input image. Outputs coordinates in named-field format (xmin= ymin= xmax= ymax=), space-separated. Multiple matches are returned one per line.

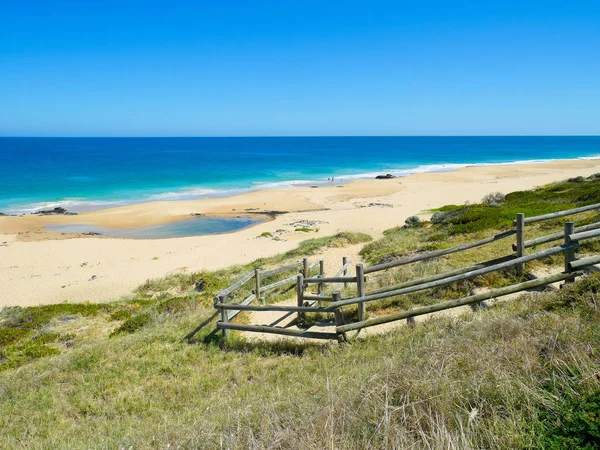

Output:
xmin=110 ymin=314 xmax=150 ymax=336
xmin=404 ymin=215 xmax=422 ymax=228
xmin=481 ymin=191 xmax=505 ymax=205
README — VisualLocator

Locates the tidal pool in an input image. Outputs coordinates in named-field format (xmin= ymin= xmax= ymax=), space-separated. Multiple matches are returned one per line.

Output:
xmin=45 ymin=216 xmax=264 ymax=239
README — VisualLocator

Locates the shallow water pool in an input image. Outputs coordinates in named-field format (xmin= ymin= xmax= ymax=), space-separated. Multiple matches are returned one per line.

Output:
xmin=45 ymin=216 xmax=264 ymax=239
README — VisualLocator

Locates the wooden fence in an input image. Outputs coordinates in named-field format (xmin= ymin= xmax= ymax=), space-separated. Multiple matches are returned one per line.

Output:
xmin=213 ymin=202 xmax=600 ymax=341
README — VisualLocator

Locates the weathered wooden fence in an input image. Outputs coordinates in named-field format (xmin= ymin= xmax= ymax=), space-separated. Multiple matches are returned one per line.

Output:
xmin=213 ymin=202 xmax=600 ymax=341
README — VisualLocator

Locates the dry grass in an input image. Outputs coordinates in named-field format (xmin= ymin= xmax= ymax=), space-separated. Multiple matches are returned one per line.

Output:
xmin=0 ymin=276 xmax=598 ymax=448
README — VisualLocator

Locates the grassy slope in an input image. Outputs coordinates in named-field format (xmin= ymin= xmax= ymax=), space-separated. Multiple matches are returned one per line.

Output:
xmin=1 ymin=178 xmax=600 ymax=448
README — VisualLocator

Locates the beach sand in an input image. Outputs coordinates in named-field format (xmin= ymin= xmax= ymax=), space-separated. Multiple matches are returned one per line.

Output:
xmin=1 ymin=158 xmax=599 ymax=307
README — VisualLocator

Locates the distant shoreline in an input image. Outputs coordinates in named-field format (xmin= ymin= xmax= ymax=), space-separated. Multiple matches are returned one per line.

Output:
xmin=2 ymin=135 xmax=600 ymax=215
xmin=2 ymin=157 xmax=600 ymax=307
xmin=3 ymin=153 xmax=600 ymax=216
xmin=2 ymin=157 xmax=600 ymax=240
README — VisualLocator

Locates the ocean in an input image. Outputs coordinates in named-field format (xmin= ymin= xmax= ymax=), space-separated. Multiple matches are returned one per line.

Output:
xmin=1 ymin=136 xmax=600 ymax=214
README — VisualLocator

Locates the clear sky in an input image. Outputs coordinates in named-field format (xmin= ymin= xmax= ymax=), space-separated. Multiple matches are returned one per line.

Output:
xmin=1 ymin=0 xmax=599 ymax=136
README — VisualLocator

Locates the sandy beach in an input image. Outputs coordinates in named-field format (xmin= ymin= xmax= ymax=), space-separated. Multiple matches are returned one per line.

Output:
xmin=1 ymin=158 xmax=600 ymax=307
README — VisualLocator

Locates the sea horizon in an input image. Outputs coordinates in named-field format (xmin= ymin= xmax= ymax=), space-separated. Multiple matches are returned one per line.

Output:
xmin=2 ymin=135 xmax=600 ymax=215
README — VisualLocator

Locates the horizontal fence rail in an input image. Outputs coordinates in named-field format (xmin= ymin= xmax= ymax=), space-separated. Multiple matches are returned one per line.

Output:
xmin=336 ymin=271 xmax=583 ymax=334
xmin=215 ymin=302 xmax=334 ymax=313
xmin=304 ymin=276 xmax=357 ymax=284
xmin=258 ymin=261 xmax=304 ymax=277
xmin=517 ymin=221 xmax=600 ymax=249
xmin=568 ymin=228 xmax=600 ymax=242
xmin=366 ymin=255 xmax=516 ymax=296
xmin=363 ymin=230 xmax=516 ymax=274
xmin=570 ymin=255 xmax=600 ymax=270
xmin=303 ymin=294 xmax=333 ymax=301
xmin=331 ymin=243 xmax=575 ymax=309
xmin=520 ymin=202 xmax=600 ymax=224
xmin=217 ymin=322 xmax=339 ymax=340
xmin=258 ymin=275 xmax=297 ymax=293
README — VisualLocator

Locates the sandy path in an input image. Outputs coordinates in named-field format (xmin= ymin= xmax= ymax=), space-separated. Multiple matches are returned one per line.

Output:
xmin=1 ymin=158 xmax=600 ymax=307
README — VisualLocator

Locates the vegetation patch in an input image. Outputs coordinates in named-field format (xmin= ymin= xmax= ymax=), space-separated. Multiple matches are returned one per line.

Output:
xmin=0 ymin=327 xmax=31 ymax=347
xmin=110 ymin=313 xmax=151 ymax=336
xmin=538 ymin=390 xmax=600 ymax=449
xmin=108 ymin=310 xmax=132 ymax=321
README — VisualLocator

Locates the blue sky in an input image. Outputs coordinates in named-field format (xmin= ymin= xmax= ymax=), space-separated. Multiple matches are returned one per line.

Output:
xmin=1 ymin=0 xmax=599 ymax=136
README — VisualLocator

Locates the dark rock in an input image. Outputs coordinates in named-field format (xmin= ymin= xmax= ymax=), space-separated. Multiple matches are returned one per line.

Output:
xmin=33 ymin=207 xmax=77 ymax=216
xmin=190 ymin=212 xmax=205 ymax=217
xmin=194 ymin=280 xmax=206 ymax=292
xmin=376 ymin=174 xmax=396 ymax=179
xmin=82 ymin=232 xmax=101 ymax=236
xmin=89 ymin=275 xmax=97 ymax=281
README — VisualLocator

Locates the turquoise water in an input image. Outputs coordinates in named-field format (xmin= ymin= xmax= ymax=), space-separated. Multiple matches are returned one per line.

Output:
xmin=45 ymin=216 xmax=263 ymax=239
xmin=2 ymin=136 xmax=600 ymax=215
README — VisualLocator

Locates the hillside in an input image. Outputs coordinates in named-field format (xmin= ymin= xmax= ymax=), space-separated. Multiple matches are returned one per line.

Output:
xmin=1 ymin=176 xmax=600 ymax=448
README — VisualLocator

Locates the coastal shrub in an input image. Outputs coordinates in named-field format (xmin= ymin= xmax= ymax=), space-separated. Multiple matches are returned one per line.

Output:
xmin=157 ymin=296 xmax=196 ymax=315
xmin=110 ymin=313 xmax=150 ymax=336
xmin=1 ymin=303 xmax=107 ymax=331
xmin=0 ymin=328 xmax=31 ymax=347
xmin=295 ymin=227 xmax=313 ymax=232
xmin=404 ymin=215 xmax=422 ymax=228
xmin=32 ymin=332 xmax=59 ymax=344
xmin=537 ymin=390 xmax=600 ymax=449
xmin=430 ymin=211 xmax=446 ymax=224
xmin=260 ymin=231 xmax=272 ymax=237
xmin=1 ymin=341 xmax=60 ymax=371
xmin=481 ymin=191 xmax=505 ymax=205
xmin=109 ymin=310 xmax=133 ymax=321
xmin=568 ymin=176 xmax=586 ymax=183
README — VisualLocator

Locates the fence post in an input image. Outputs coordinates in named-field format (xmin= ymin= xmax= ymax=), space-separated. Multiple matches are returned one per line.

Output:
xmin=343 ymin=256 xmax=348 ymax=289
xmin=332 ymin=293 xmax=347 ymax=342
xmin=515 ymin=213 xmax=525 ymax=276
xmin=254 ymin=269 xmax=262 ymax=304
xmin=564 ymin=222 xmax=576 ymax=283
xmin=219 ymin=294 xmax=230 ymax=338
xmin=297 ymin=273 xmax=305 ymax=324
xmin=356 ymin=264 xmax=366 ymax=321
xmin=303 ymin=258 xmax=309 ymax=279
xmin=317 ymin=260 xmax=325 ymax=295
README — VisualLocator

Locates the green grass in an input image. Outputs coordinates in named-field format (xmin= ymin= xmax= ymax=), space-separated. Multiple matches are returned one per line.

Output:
xmin=0 ymin=274 xmax=598 ymax=448
xmin=428 ymin=173 xmax=600 ymax=235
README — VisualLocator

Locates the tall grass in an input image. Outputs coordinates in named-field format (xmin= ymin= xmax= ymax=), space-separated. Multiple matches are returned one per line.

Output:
xmin=0 ymin=275 xmax=598 ymax=448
